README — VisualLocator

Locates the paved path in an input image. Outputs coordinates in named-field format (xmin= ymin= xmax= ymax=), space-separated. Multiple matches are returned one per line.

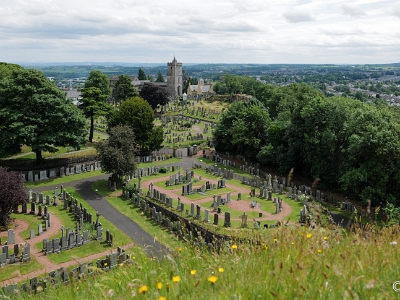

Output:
xmin=32 ymin=175 xmax=170 ymax=259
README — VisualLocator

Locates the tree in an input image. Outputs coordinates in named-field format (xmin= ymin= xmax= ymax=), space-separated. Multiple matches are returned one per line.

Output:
xmin=79 ymin=87 xmax=113 ymax=142
xmin=84 ymin=70 xmax=111 ymax=96
xmin=147 ymin=74 xmax=155 ymax=82
xmin=111 ymin=75 xmax=138 ymax=104
xmin=156 ymin=70 xmax=165 ymax=82
xmin=213 ymin=99 xmax=271 ymax=160
xmin=139 ymin=82 xmax=169 ymax=111
xmin=95 ymin=125 xmax=138 ymax=184
xmin=138 ymin=68 xmax=146 ymax=80
xmin=0 ymin=167 xmax=28 ymax=226
xmin=108 ymin=96 xmax=163 ymax=152
xmin=0 ymin=68 xmax=87 ymax=163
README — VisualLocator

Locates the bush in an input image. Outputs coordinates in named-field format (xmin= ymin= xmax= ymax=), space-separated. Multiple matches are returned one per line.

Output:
xmin=159 ymin=167 xmax=167 ymax=173
xmin=125 ymin=184 xmax=137 ymax=196
xmin=183 ymin=122 xmax=192 ymax=128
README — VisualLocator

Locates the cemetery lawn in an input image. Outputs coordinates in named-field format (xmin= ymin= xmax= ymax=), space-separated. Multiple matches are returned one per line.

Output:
xmin=195 ymin=159 xmax=253 ymax=178
xmin=35 ymin=188 xmax=132 ymax=264
xmin=153 ymin=180 xmax=207 ymax=190
xmin=24 ymin=170 xmax=104 ymax=188
xmin=184 ymin=187 xmax=236 ymax=200
xmin=92 ymin=180 xmax=186 ymax=251
xmin=0 ymin=256 xmax=42 ymax=282
xmin=11 ymin=213 xmax=46 ymax=240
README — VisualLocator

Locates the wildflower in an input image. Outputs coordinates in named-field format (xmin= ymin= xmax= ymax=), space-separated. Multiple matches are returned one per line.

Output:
xmin=178 ymin=247 xmax=182 ymax=252
xmin=291 ymin=242 xmax=294 ymax=245
xmin=273 ymin=238 xmax=278 ymax=243
xmin=232 ymin=244 xmax=238 ymax=249
xmin=218 ymin=268 xmax=224 ymax=273
xmin=139 ymin=285 xmax=149 ymax=294
xmin=172 ymin=276 xmax=181 ymax=283
xmin=158 ymin=297 xmax=166 ymax=300
xmin=323 ymin=236 xmax=328 ymax=240
xmin=317 ymin=249 xmax=323 ymax=253
xmin=390 ymin=241 xmax=397 ymax=245
xmin=306 ymin=233 xmax=312 ymax=238
xmin=132 ymin=256 xmax=135 ymax=260
xmin=104 ymin=263 xmax=108 ymax=266
xmin=264 ymin=245 xmax=269 ymax=250
xmin=208 ymin=275 xmax=218 ymax=284
xmin=190 ymin=270 xmax=196 ymax=275
xmin=119 ymin=263 xmax=123 ymax=267
xmin=157 ymin=282 xmax=163 ymax=290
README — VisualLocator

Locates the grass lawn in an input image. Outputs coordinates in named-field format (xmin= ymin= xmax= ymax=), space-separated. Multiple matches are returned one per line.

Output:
xmin=153 ymin=179 xmax=207 ymax=190
xmin=24 ymin=170 xmax=105 ymax=188
xmin=184 ymin=187 xmax=236 ymax=201
xmin=0 ymin=256 xmax=42 ymax=282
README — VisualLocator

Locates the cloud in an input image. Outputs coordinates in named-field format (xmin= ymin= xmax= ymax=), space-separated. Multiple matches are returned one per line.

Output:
xmin=393 ymin=3 xmax=400 ymax=18
xmin=283 ymin=10 xmax=316 ymax=23
xmin=341 ymin=4 xmax=366 ymax=17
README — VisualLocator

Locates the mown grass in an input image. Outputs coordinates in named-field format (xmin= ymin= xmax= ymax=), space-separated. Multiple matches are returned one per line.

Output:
xmin=19 ymin=223 xmax=400 ymax=299
xmin=0 ymin=256 xmax=42 ymax=282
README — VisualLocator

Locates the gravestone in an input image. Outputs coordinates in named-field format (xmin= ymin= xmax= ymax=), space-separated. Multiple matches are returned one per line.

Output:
xmin=213 ymin=214 xmax=218 ymax=225
xmin=7 ymin=229 xmax=15 ymax=244
xmin=30 ymin=229 xmax=35 ymax=239
xmin=224 ymin=212 xmax=231 ymax=227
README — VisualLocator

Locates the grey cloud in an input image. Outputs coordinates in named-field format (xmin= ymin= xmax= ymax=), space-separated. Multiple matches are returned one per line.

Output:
xmin=393 ymin=4 xmax=400 ymax=18
xmin=283 ymin=10 xmax=315 ymax=23
xmin=341 ymin=4 xmax=366 ymax=17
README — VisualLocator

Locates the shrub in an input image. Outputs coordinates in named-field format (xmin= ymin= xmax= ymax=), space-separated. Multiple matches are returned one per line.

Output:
xmin=159 ymin=167 xmax=167 ymax=173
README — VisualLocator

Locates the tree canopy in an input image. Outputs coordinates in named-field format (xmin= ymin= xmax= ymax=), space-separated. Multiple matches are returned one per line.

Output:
xmin=111 ymin=74 xmax=138 ymax=104
xmin=84 ymin=70 xmax=111 ymax=96
xmin=138 ymin=68 xmax=146 ymax=80
xmin=0 ymin=68 xmax=87 ymax=162
xmin=0 ymin=167 xmax=28 ymax=226
xmin=79 ymin=87 xmax=113 ymax=142
xmin=108 ymin=96 xmax=163 ymax=152
xmin=156 ymin=70 xmax=165 ymax=82
xmin=139 ymin=82 xmax=169 ymax=111
xmin=212 ymin=76 xmax=400 ymax=206
xmin=95 ymin=125 xmax=138 ymax=184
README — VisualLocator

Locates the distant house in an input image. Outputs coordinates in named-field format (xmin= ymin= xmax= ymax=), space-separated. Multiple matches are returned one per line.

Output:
xmin=187 ymin=78 xmax=213 ymax=99
xmin=65 ymin=89 xmax=81 ymax=105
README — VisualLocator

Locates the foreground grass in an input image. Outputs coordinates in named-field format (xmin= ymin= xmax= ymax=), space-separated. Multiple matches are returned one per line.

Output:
xmin=20 ymin=224 xmax=400 ymax=299
xmin=0 ymin=257 xmax=41 ymax=282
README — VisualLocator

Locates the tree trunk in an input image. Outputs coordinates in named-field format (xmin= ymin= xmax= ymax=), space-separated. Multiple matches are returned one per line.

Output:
xmin=35 ymin=149 xmax=43 ymax=164
xmin=89 ymin=110 xmax=94 ymax=143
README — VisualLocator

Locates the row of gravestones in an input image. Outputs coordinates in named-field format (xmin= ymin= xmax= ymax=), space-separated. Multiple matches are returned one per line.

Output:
xmin=1 ymin=247 xmax=131 ymax=295
xmin=0 ymin=243 xmax=31 ymax=268
xmin=137 ymin=155 xmax=168 ymax=163
xmin=22 ymin=162 xmax=102 ymax=182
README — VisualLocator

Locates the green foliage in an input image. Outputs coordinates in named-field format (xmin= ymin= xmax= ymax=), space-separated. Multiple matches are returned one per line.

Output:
xmin=84 ymin=70 xmax=111 ymax=96
xmin=159 ymin=167 xmax=167 ymax=173
xmin=0 ymin=62 xmax=23 ymax=80
xmin=111 ymin=74 xmax=138 ymax=104
xmin=156 ymin=70 xmax=165 ymax=82
xmin=95 ymin=125 xmax=138 ymax=180
xmin=138 ymin=68 xmax=146 ymax=80
xmin=183 ymin=122 xmax=192 ymax=128
xmin=213 ymin=99 xmax=271 ymax=159
xmin=80 ymin=87 xmax=113 ymax=142
xmin=108 ymin=96 xmax=163 ymax=151
xmin=0 ymin=68 xmax=87 ymax=162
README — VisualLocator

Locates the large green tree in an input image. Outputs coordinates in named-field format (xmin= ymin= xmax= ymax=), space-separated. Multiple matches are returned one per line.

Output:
xmin=139 ymin=82 xmax=169 ymax=111
xmin=0 ymin=68 xmax=87 ymax=162
xmin=156 ymin=70 xmax=165 ymax=82
xmin=95 ymin=125 xmax=138 ymax=184
xmin=108 ymin=96 xmax=163 ymax=152
xmin=84 ymin=70 xmax=111 ymax=96
xmin=138 ymin=68 xmax=146 ymax=80
xmin=79 ymin=87 xmax=113 ymax=142
xmin=213 ymin=99 xmax=271 ymax=160
xmin=111 ymin=75 xmax=138 ymax=105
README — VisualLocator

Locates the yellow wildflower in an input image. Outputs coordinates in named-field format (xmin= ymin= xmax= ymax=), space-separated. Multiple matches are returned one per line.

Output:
xmin=324 ymin=236 xmax=328 ymax=240
xmin=178 ymin=247 xmax=182 ymax=252
xmin=274 ymin=238 xmax=278 ymax=243
xmin=172 ymin=276 xmax=181 ymax=283
xmin=218 ymin=268 xmax=224 ymax=273
xmin=232 ymin=244 xmax=238 ymax=249
xmin=158 ymin=297 xmax=166 ymax=300
xmin=139 ymin=285 xmax=149 ymax=294
xmin=190 ymin=270 xmax=196 ymax=275
xmin=291 ymin=242 xmax=295 ymax=245
xmin=306 ymin=233 xmax=312 ymax=238
xmin=157 ymin=282 xmax=163 ymax=290
xmin=208 ymin=275 xmax=218 ymax=284
xmin=318 ymin=249 xmax=323 ymax=253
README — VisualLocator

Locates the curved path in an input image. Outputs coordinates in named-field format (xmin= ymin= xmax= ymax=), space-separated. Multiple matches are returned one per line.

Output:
xmin=32 ymin=176 xmax=169 ymax=260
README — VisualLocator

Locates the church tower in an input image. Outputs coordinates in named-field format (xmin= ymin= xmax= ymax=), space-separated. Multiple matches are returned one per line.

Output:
xmin=167 ymin=56 xmax=182 ymax=99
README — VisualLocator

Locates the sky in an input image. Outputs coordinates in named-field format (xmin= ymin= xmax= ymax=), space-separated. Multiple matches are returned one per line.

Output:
xmin=0 ymin=0 xmax=399 ymax=64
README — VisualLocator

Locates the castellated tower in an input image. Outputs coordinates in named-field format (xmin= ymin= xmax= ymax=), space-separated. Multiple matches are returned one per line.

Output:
xmin=167 ymin=56 xmax=182 ymax=99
